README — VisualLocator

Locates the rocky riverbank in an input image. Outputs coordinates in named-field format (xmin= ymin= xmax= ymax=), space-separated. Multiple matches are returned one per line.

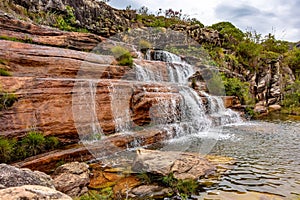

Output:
xmin=0 ymin=0 xmax=299 ymax=199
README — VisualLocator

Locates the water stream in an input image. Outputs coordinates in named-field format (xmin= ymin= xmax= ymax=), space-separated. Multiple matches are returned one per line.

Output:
xmin=198 ymin=119 xmax=300 ymax=199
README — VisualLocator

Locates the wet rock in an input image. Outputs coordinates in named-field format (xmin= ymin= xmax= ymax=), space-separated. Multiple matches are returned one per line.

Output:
xmin=52 ymin=162 xmax=90 ymax=197
xmin=0 ymin=164 xmax=54 ymax=189
xmin=0 ymin=185 xmax=72 ymax=200
xmin=129 ymin=185 xmax=172 ymax=199
xmin=132 ymin=149 xmax=215 ymax=180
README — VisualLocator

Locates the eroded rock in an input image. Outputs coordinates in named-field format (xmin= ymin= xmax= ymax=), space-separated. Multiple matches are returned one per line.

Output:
xmin=52 ymin=162 xmax=90 ymax=197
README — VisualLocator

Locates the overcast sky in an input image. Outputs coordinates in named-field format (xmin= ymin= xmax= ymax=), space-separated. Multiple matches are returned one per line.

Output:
xmin=108 ymin=0 xmax=300 ymax=42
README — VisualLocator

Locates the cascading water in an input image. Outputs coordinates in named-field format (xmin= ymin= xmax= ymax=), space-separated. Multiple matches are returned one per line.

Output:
xmin=120 ymin=50 xmax=241 ymax=151
xmin=72 ymin=79 xmax=104 ymax=142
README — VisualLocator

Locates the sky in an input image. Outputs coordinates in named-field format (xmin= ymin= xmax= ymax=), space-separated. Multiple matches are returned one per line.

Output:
xmin=108 ymin=0 xmax=300 ymax=42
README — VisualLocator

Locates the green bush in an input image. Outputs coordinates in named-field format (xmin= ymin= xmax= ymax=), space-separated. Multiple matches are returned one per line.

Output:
xmin=0 ymin=131 xmax=60 ymax=163
xmin=45 ymin=136 xmax=60 ymax=150
xmin=21 ymin=131 xmax=46 ymax=156
xmin=111 ymin=46 xmax=133 ymax=67
xmin=283 ymin=47 xmax=300 ymax=78
xmin=222 ymin=75 xmax=251 ymax=104
xmin=282 ymin=80 xmax=300 ymax=108
xmin=0 ymin=68 xmax=11 ymax=76
xmin=0 ymin=92 xmax=17 ymax=111
xmin=139 ymin=39 xmax=152 ymax=54
xmin=0 ymin=137 xmax=15 ymax=163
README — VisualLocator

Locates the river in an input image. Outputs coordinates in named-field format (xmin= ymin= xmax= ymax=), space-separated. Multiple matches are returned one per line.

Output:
xmin=198 ymin=117 xmax=300 ymax=199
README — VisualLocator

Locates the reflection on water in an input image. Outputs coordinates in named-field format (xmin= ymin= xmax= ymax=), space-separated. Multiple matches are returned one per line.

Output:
xmin=208 ymin=120 xmax=300 ymax=198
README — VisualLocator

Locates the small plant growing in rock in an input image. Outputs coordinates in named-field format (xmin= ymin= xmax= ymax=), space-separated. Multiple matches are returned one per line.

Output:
xmin=0 ymin=68 xmax=11 ymax=76
xmin=111 ymin=46 xmax=133 ymax=67
xmin=0 ymin=137 xmax=15 ymax=163
xmin=0 ymin=92 xmax=17 ymax=111
xmin=21 ymin=131 xmax=46 ymax=156
xmin=139 ymin=39 xmax=152 ymax=54
xmin=45 ymin=136 xmax=60 ymax=150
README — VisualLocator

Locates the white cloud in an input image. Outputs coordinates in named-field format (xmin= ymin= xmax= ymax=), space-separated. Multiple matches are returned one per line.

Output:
xmin=108 ymin=0 xmax=300 ymax=42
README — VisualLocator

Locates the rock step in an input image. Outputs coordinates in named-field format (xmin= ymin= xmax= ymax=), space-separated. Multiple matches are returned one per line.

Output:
xmin=13 ymin=128 xmax=170 ymax=173
xmin=0 ymin=15 xmax=104 ymax=51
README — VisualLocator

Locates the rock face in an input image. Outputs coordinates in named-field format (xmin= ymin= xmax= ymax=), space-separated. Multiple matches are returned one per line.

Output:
xmin=0 ymin=163 xmax=54 ymax=189
xmin=0 ymin=14 xmax=104 ymax=51
xmin=132 ymin=149 xmax=215 ymax=180
xmin=10 ymin=0 xmax=135 ymax=37
xmin=52 ymin=162 xmax=90 ymax=197
xmin=0 ymin=185 xmax=72 ymax=200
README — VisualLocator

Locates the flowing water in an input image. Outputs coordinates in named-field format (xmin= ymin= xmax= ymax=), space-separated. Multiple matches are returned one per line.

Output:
xmin=193 ymin=119 xmax=300 ymax=199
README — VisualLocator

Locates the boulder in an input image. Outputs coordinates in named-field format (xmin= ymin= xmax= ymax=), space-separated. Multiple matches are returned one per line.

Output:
xmin=254 ymin=105 xmax=268 ymax=115
xmin=0 ymin=164 xmax=54 ymax=189
xmin=129 ymin=185 xmax=172 ymax=199
xmin=132 ymin=149 xmax=215 ymax=180
xmin=268 ymin=104 xmax=281 ymax=112
xmin=52 ymin=162 xmax=90 ymax=197
xmin=0 ymin=185 xmax=72 ymax=200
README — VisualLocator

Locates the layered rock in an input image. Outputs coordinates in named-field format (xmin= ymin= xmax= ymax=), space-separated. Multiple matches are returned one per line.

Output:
xmin=14 ymin=128 xmax=170 ymax=173
xmin=0 ymin=14 xmax=104 ymax=51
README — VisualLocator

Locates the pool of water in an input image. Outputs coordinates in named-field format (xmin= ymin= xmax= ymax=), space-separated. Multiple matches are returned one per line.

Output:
xmin=205 ymin=119 xmax=300 ymax=198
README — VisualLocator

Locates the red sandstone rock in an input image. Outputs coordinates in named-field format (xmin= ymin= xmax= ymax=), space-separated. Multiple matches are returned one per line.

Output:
xmin=0 ymin=16 xmax=104 ymax=51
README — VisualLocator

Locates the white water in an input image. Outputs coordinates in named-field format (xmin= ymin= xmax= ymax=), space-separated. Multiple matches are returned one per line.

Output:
xmin=134 ymin=50 xmax=241 ymax=147
xmin=140 ymin=50 xmax=194 ymax=83
xmin=74 ymin=50 xmax=241 ymax=152
xmin=72 ymin=80 xmax=104 ymax=142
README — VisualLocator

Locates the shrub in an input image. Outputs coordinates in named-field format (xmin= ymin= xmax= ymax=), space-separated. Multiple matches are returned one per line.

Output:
xmin=0 ymin=132 xmax=60 ymax=163
xmin=283 ymin=47 xmax=300 ymax=78
xmin=282 ymin=80 xmax=300 ymax=108
xmin=45 ymin=136 xmax=60 ymax=150
xmin=0 ymin=92 xmax=17 ymax=111
xmin=139 ymin=39 xmax=152 ymax=54
xmin=0 ymin=137 xmax=15 ymax=163
xmin=0 ymin=68 xmax=11 ymax=76
xmin=21 ymin=131 xmax=46 ymax=156
xmin=111 ymin=46 xmax=133 ymax=67
xmin=222 ymin=75 xmax=251 ymax=104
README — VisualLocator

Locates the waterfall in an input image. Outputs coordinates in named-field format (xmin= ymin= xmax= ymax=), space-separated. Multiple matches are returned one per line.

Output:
xmin=135 ymin=50 xmax=242 ymax=135
xmin=141 ymin=50 xmax=194 ymax=83
xmin=74 ymin=50 xmax=241 ymax=146
xmin=72 ymin=80 xmax=104 ymax=142
xmin=108 ymin=82 xmax=134 ymax=133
